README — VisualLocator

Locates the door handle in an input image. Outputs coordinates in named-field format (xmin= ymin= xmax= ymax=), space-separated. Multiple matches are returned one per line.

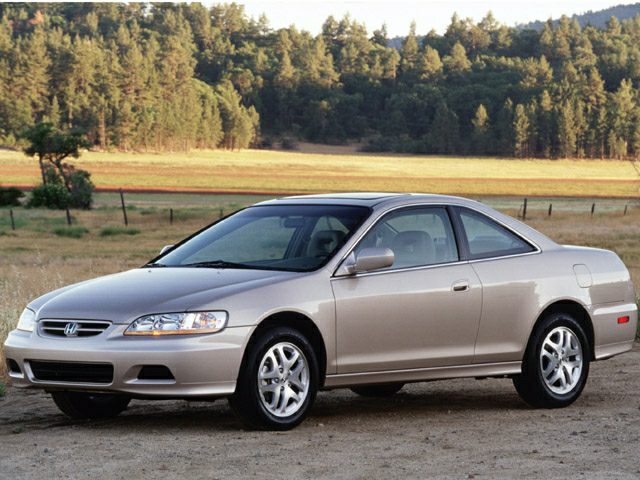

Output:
xmin=452 ymin=281 xmax=469 ymax=292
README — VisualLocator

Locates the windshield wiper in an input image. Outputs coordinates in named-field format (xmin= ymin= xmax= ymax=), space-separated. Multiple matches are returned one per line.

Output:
xmin=143 ymin=262 xmax=167 ymax=268
xmin=180 ymin=260 xmax=260 ymax=269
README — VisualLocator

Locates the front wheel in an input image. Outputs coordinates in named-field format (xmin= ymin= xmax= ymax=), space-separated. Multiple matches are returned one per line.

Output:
xmin=51 ymin=391 xmax=131 ymax=419
xmin=229 ymin=326 xmax=319 ymax=430
xmin=513 ymin=312 xmax=590 ymax=408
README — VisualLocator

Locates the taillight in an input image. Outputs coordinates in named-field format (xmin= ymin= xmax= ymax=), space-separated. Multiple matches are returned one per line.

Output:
xmin=617 ymin=316 xmax=630 ymax=324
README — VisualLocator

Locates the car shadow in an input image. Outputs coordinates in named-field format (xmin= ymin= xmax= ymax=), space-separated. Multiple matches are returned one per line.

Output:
xmin=312 ymin=387 xmax=527 ymax=421
xmin=1 ymin=381 xmax=537 ymax=433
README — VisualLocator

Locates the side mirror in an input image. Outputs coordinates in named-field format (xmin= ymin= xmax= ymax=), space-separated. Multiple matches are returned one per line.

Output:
xmin=339 ymin=247 xmax=395 ymax=275
xmin=160 ymin=244 xmax=174 ymax=255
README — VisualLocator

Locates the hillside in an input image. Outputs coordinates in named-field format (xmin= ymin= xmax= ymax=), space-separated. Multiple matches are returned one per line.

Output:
xmin=518 ymin=2 xmax=640 ymax=30
xmin=4 ymin=3 xmax=640 ymax=160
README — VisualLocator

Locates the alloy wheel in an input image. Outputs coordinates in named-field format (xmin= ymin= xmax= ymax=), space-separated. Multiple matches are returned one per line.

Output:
xmin=539 ymin=326 xmax=583 ymax=395
xmin=257 ymin=342 xmax=310 ymax=417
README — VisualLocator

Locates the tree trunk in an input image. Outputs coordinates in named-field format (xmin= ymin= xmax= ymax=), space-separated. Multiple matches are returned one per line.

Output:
xmin=38 ymin=154 xmax=47 ymax=185
xmin=98 ymin=108 xmax=107 ymax=150
xmin=53 ymin=160 xmax=72 ymax=194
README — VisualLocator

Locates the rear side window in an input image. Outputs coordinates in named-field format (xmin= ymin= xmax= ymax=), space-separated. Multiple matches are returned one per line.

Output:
xmin=456 ymin=208 xmax=535 ymax=259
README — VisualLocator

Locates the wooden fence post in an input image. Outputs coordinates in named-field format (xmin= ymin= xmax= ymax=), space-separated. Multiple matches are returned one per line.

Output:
xmin=591 ymin=203 xmax=595 ymax=217
xmin=119 ymin=189 xmax=128 ymax=226
xmin=9 ymin=209 xmax=15 ymax=230
xmin=522 ymin=198 xmax=528 ymax=221
xmin=65 ymin=208 xmax=72 ymax=226
xmin=169 ymin=208 xmax=174 ymax=225
xmin=548 ymin=203 xmax=552 ymax=217
xmin=624 ymin=204 xmax=628 ymax=216
xmin=219 ymin=208 xmax=223 ymax=219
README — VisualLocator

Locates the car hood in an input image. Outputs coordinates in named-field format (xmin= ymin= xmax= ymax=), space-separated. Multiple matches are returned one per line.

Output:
xmin=31 ymin=267 xmax=297 ymax=323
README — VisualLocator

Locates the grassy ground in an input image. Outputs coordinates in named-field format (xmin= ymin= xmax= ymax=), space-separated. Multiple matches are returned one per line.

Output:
xmin=1 ymin=194 xmax=639 ymax=383
xmin=1 ymin=148 xmax=639 ymax=197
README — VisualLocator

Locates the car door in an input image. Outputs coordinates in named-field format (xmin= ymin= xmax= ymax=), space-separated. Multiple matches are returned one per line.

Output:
xmin=331 ymin=206 xmax=482 ymax=374
xmin=451 ymin=206 xmax=540 ymax=364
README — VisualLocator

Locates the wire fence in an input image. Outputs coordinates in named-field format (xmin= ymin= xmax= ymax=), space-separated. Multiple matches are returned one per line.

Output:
xmin=2 ymin=193 xmax=639 ymax=232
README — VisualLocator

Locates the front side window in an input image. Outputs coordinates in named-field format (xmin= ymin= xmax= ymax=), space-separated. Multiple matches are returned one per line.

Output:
xmin=157 ymin=205 xmax=370 ymax=272
xmin=456 ymin=208 xmax=535 ymax=259
xmin=355 ymin=207 xmax=459 ymax=270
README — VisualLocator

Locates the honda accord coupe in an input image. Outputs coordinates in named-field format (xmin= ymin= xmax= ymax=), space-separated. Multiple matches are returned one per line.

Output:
xmin=4 ymin=193 xmax=637 ymax=430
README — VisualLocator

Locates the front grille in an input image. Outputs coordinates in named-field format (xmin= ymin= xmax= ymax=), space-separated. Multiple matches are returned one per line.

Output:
xmin=30 ymin=360 xmax=114 ymax=384
xmin=39 ymin=319 xmax=111 ymax=338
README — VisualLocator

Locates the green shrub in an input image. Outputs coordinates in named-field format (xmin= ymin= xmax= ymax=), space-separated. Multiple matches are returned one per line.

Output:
xmin=68 ymin=169 xmax=94 ymax=210
xmin=360 ymin=134 xmax=392 ymax=153
xmin=0 ymin=187 xmax=24 ymax=206
xmin=280 ymin=137 xmax=298 ymax=150
xmin=99 ymin=226 xmax=140 ymax=237
xmin=27 ymin=166 xmax=94 ymax=210
xmin=28 ymin=183 xmax=70 ymax=209
xmin=53 ymin=226 xmax=89 ymax=238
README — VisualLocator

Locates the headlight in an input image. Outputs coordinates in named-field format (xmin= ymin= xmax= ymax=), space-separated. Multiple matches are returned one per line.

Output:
xmin=16 ymin=308 xmax=36 ymax=332
xmin=124 ymin=311 xmax=228 ymax=336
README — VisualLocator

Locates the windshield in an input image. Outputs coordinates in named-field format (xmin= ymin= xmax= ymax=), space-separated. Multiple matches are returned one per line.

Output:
xmin=154 ymin=204 xmax=371 ymax=272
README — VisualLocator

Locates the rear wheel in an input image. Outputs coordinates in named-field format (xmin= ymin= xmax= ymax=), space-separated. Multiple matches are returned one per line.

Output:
xmin=51 ymin=391 xmax=131 ymax=419
xmin=513 ymin=312 xmax=590 ymax=408
xmin=351 ymin=383 xmax=404 ymax=397
xmin=229 ymin=326 xmax=319 ymax=430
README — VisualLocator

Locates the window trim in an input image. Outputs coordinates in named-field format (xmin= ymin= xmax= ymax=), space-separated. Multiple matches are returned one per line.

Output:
xmin=337 ymin=205 xmax=462 ymax=275
xmin=451 ymin=206 xmax=537 ymax=261
xmin=332 ymin=202 xmax=541 ymax=278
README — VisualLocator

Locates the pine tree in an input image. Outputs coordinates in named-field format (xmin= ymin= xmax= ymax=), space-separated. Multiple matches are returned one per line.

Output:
xmin=275 ymin=49 xmax=296 ymax=89
xmin=400 ymin=22 xmax=419 ymax=81
xmin=372 ymin=24 xmax=388 ymax=47
xmin=471 ymin=104 xmax=491 ymax=153
xmin=495 ymin=98 xmax=514 ymax=155
xmin=513 ymin=104 xmax=530 ymax=158
xmin=573 ymin=99 xmax=587 ymax=158
xmin=537 ymin=90 xmax=553 ymax=157
xmin=47 ymin=96 xmax=61 ymax=128
xmin=418 ymin=46 xmax=443 ymax=81
xmin=428 ymin=103 xmax=460 ymax=154
xmin=557 ymin=101 xmax=577 ymax=158
xmin=443 ymin=42 xmax=471 ymax=75
xmin=609 ymin=79 xmax=635 ymax=149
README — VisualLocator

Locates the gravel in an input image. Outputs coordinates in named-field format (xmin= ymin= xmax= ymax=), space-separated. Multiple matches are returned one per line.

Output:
xmin=1 ymin=345 xmax=639 ymax=479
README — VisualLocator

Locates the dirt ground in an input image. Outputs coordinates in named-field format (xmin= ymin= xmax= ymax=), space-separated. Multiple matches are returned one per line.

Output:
xmin=0 ymin=346 xmax=638 ymax=480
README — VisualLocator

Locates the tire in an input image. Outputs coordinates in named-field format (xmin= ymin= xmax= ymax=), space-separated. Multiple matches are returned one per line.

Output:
xmin=513 ymin=311 xmax=590 ymax=408
xmin=351 ymin=383 xmax=404 ymax=397
xmin=51 ymin=391 xmax=131 ymax=419
xmin=229 ymin=326 xmax=319 ymax=430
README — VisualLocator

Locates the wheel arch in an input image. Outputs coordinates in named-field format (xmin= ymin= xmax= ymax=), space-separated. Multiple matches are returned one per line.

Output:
xmin=238 ymin=311 xmax=328 ymax=388
xmin=528 ymin=300 xmax=595 ymax=360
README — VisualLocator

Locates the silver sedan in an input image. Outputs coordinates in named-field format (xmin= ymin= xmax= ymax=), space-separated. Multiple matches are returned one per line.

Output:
xmin=4 ymin=193 xmax=637 ymax=430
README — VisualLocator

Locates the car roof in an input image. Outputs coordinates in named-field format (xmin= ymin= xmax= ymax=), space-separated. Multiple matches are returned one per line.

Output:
xmin=254 ymin=192 xmax=559 ymax=250
xmin=256 ymin=193 xmax=473 ymax=208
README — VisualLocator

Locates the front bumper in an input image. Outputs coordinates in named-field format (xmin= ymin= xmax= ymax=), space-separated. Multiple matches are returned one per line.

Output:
xmin=3 ymin=324 xmax=253 ymax=398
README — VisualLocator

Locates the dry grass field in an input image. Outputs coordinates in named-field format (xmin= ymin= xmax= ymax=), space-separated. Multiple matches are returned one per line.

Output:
xmin=1 ymin=148 xmax=639 ymax=197
xmin=1 ymin=193 xmax=639 ymax=384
